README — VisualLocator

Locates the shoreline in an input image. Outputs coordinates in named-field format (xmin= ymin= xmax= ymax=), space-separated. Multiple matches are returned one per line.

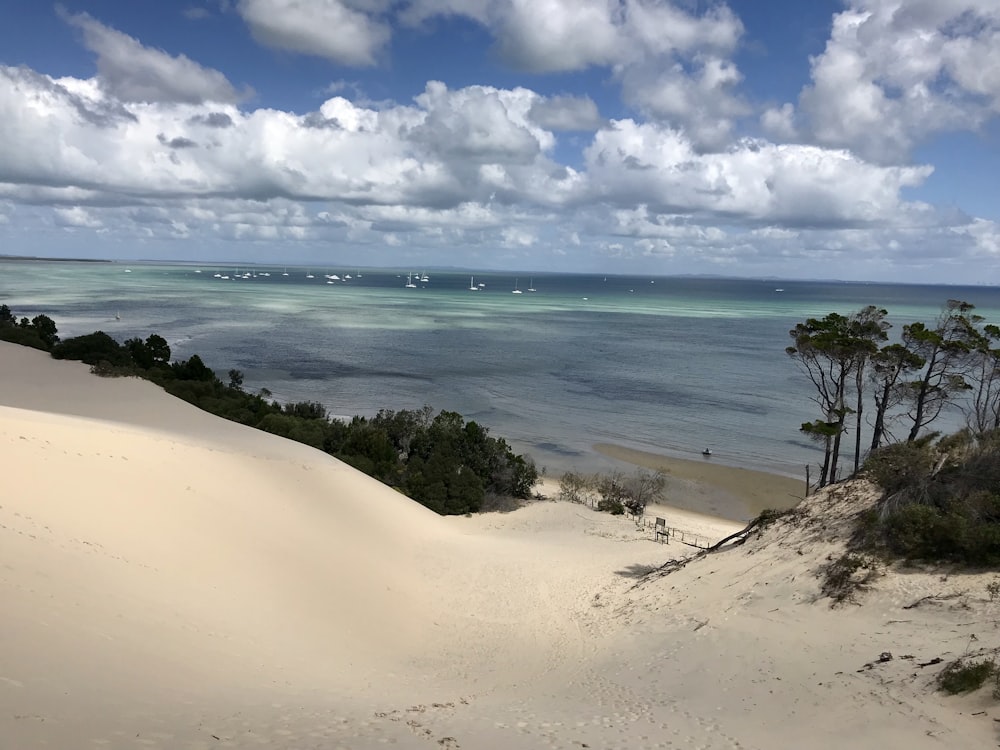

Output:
xmin=593 ymin=442 xmax=805 ymax=521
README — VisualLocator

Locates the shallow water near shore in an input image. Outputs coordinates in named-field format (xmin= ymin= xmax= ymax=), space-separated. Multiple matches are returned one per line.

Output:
xmin=4 ymin=259 xmax=999 ymax=479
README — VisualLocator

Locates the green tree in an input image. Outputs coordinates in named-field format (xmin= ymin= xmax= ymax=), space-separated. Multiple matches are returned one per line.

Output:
xmin=868 ymin=343 xmax=925 ymax=452
xmin=51 ymin=331 xmax=128 ymax=365
xmin=171 ymin=354 xmax=215 ymax=381
xmin=847 ymin=306 xmax=890 ymax=473
xmin=787 ymin=312 xmax=862 ymax=486
xmin=966 ymin=323 xmax=1000 ymax=434
xmin=145 ymin=334 xmax=171 ymax=365
xmin=901 ymin=300 xmax=978 ymax=441
xmin=124 ymin=337 xmax=153 ymax=369
xmin=228 ymin=368 xmax=244 ymax=390
xmin=30 ymin=314 xmax=59 ymax=348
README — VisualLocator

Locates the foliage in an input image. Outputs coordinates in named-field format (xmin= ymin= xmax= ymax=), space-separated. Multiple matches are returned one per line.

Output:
xmin=558 ymin=468 xmax=666 ymax=517
xmin=937 ymin=659 xmax=996 ymax=695
xmin=820 ymin=552 xmax=881 ymax=605
xmin=987 ymin=577 xmax=1000 ymax=602
xmin=859 ymin=431 xmax=1000 ymax=565
xmin=0 ymin=306 xmax=58 ymax=351
xmin=125 ymin=335 xmax=171 ymax=370
xmin=558 ymin=471 xmax=594 ymax=504
xmin=52 ymin=331 xmax=131 ymax=366
xmin=753 ymin=507 xmax=798 ymax=531
xmin=0 ymin=324 xmax=51 ymax=351
xmin=786 ymin=308 xmax=887 ymax=487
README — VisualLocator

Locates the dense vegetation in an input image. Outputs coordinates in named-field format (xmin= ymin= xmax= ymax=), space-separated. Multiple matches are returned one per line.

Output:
xmin=0 ymin=304 xmax=537 ymax=515
xmin=788 ymin=300 xmax=1000 ymax=566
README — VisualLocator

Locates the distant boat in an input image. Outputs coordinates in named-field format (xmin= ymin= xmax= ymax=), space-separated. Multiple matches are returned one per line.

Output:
xmin=114 ymin=311 xmax=121 ymax=321
xmin=527 ymin=278 xmax=536 ymax=292
xmin=305 ymin=272 xmax=314 ymax=279
xmin=420 ymin=271 xmax=430 ymax=283
xmin=512 ymin=279 xmax=523 ymax=294
xmin=702 ymin=448 xmax=713 ymax=457
xmin=469 ymin=276 xmax=478 ymax=291
xmin=405 ymin=272 xmax=417 ymax=288
xmin=774 ymin=288 xmax=785 ymax=293
xmin=124 ymin=269 xmax=131 ymax=273
xmin=282 ymin=268 xmax=289 ymax=276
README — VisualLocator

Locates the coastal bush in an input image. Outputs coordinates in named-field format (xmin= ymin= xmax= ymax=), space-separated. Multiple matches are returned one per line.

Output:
xmin=860 ymin=432 xmax=1000 ymax=566
xmin=170 ymin=354 xmax=216 ymax=382
xmin=558 ymin=468 xmax=665 ymax=517
xmin=0 ymin=307 xmax=58 ymax=351
xmin=124 ymin=335 xmax=171 ymax=370
xmin=937 ymin=658 xmax=996 ymax=695
xmin=558 ymin=471 xmax=593 ymax=505
xmin=52 ymin=331 xmax=130 ymax=366
xmin=0 ymin=324 xmax=50 ymax=351
xmin=820 ymin=552 xmax=880 ymax=605
xmin=257 ymin=413 xmax=327 ymax=450
xmin=29 ymin=314 xmax=59 ymax=348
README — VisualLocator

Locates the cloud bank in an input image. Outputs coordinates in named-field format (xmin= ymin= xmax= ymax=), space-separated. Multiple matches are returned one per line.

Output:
xmin=0 ymin=1 xmax=997 ymax=282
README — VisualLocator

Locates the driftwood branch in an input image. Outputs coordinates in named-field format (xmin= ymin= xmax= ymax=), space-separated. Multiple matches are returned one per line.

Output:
xmin=630 ymin=515 xmax=767 ymax=590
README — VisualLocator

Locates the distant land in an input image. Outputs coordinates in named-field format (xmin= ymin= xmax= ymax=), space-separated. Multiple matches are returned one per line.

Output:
xmin=0 ymin=255 xmax=112 ymax=263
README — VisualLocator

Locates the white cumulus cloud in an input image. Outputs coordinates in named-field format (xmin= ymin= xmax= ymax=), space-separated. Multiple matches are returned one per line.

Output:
xmin=237 ymin=0 xmax=391 ymax=66
xmin=61 ymin=10 xmax=250 ymax=104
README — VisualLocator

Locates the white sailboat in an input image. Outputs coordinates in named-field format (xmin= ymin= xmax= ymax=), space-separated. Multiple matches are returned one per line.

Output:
xmin=512 ymin=279 xmax=523 ymax=294
xmin=468 ymin=275 xmax=478 ymax=291
xmin=405 ymin=272 xmax=417 ymax=288
xmin=527 ymin=278 xmax=536 ymax=292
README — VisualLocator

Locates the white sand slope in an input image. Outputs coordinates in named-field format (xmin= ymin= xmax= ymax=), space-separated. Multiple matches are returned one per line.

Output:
xmin=2 ymin=342 xmax=997 ymax=749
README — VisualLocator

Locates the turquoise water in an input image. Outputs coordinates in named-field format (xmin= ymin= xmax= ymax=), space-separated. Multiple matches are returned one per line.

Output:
xmin=4 ymin=259 xmax=1000 ymax=479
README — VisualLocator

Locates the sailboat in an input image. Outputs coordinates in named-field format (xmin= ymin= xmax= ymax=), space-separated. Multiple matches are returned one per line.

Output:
xmin=512 ymin=279 xmax=523 ymax=294
xmin=468 ymin=275 xmax=478 ymax=291
xmin=405 ymin=272 xmax=417 ymax=288
xmin=527 ymin=278 xmax=536 ymax=292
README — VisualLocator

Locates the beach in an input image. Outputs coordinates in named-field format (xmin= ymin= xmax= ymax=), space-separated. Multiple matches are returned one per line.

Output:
xmin=2 ymin=339 xmax=996 ymax=749
xmin=593 ymin=443 xmax=805 ymax=521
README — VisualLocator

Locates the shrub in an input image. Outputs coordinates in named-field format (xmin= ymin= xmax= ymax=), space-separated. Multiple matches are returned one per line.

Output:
xmin=597 ymin=497 xmax=625 ymax=515
xmin=558 ymin=472 xmax=591 ymax=504
xmin=863 ymin=438 xmax=937 ymax=496
xmin=52 ymin=331 xmax=129 ymax=366
xmin=938 ymin=659 xmax=995 ymax=695
xmin=821 ymin=552 xmax=880 ymax=604
xmin=0 ymin=325 xmax=50 ymax=351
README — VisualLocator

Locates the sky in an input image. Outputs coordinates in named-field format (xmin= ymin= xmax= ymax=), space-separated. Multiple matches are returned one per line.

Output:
xmin=1 ymin=1 xmax=999 ymax=283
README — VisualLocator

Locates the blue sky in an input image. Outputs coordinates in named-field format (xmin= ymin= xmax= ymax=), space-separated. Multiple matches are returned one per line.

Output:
xmin=1 ymin=1 xmax=998 ymax=283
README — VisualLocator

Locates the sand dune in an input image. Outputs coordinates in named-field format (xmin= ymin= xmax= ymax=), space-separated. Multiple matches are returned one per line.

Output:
xmin=2 ymin=342 xmax=997 ymax=748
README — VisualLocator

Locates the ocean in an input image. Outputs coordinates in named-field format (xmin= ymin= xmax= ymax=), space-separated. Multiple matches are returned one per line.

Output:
xmin=4 ymin=259 xmax=1000 ymax=480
